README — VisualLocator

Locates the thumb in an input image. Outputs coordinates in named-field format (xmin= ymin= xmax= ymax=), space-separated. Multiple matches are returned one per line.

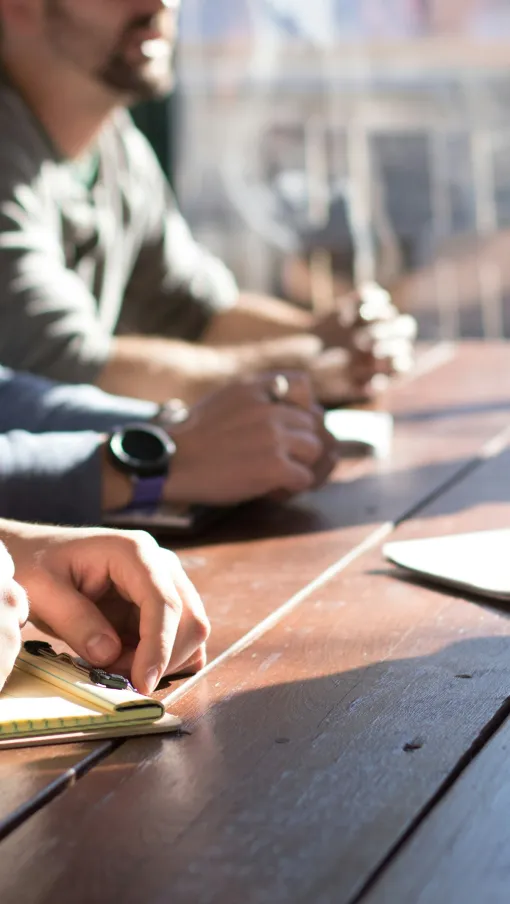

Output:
xmin=33 ymin=577 xmax=122 ymax=667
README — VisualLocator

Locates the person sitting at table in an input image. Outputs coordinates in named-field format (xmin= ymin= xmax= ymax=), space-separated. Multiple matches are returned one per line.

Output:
xmin=0 ymin=364 xmax=337 ymax=525
xmin=0 ymin=519 xmax=209 ymax=694
xmin=0 ymin=0 xmax=415 ymax=407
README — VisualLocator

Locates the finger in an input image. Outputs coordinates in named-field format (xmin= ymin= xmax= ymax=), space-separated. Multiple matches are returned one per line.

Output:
xmin=258 ymin=370 xmax=317 ymax=410
xmin=0 ymin=614 xmax=21 ymax=691
xmin=312 ymin=448 xmax=340 ymax=488
xmin=32 ymin=574 xmax=122 ymax=667
xmin=354 ymin=315 xmax=417 ymax=350
xmin=311 ymin=349 xmax=366 ymax=398
xmin=335 ymin=291 xmax=363 ymax=327
xmin=276 ymin=406 xmax=319 ymax=433
xmin=108 ymin=538 xmax=184 ymax=694
xmin=285 ymin=429 xmax=324 ymax=466
xmin=0 ymin=542 xmax=15 ymax=581
xmin=109 ymin=640 xmax=208 ymax=684
xmin=158 ymin=551 xmax=210 ymax=674
xmin=7 ymin=581 xmax=30 ymax=627
xmin=354 ymin=343 xmax=415 ymax=378
xmin=357 ymin=283 xmax=395 ymax=321
xmin=170 ymin=644 xmax=208 ymax=676
xmin=276 ymin=456 xmax=316 ymax=496
xmin=75 ymin=534 xmax=203 ymax=693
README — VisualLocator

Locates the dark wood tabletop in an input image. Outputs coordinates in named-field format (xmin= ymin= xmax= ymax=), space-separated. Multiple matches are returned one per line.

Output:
xmin=2 ymin=340 xmax=510 ymax=904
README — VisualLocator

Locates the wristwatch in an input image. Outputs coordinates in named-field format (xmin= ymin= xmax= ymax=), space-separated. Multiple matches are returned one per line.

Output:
xmin=107 ymin=423 xmax=176 ymax=512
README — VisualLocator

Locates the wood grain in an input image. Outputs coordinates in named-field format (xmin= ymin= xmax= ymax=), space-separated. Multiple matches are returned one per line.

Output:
xmin=174 ymin=341 xmax=510 ymax=668
xmin=3 ymin=428 xmax=510 ymax=902
xmin=1 ymin=340 xmax=509 ymax=882
xmin=0 ymin=743 xmax=112 ymax=843
xmin=359 ymin=707 xmax=510 ymax=904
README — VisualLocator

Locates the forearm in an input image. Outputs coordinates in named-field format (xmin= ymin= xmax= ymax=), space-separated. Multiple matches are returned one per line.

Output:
xmin=202 ymin=292 xmax=315 ymax=345
xmin=97 ymin=335 xmax=238 ymax=405
xmin=97 ymin=323 xmax=326 ymax=407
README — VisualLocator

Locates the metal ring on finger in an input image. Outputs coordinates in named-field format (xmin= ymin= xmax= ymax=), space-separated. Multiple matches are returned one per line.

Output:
xmin=267 ymin=374 xmax=290 ymax=403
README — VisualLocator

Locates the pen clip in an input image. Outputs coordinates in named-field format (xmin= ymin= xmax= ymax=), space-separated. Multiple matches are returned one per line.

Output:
xmin=23 ymin=641 xmax=135 ymax=692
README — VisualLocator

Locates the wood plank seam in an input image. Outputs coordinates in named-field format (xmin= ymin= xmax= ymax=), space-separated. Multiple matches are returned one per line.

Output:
xmin=351 ymin=693 xmax=510 ymax=904
xmin=0 ymin=743 xmax=115 ymax=844
xmin=5 ymin=355 xmax=503 ymax=841
xmin=393 ymin=422 xmax=510 ymax=527
xmin=0 ymin=342 xmax=500 ymax=852
xmin=162 ymin=522 xmax=395 ymax=707
xmin=155 ymin=423 xmax=510 ymax=712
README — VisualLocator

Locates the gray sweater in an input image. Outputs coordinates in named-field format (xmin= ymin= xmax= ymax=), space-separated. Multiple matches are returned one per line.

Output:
xmin=0 ymin=366 xmax=158 ymax=524
xmin=0 ymin=66 xmax=238 ymax=383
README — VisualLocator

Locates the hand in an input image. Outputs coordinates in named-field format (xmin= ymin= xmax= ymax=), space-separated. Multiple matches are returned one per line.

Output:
xmin=165 ymin=372 xmax=339 ymax=506
xmin=1 ymin=523 xmax=210 ymax=694
xmin=313 ymin=284 xmax=417 ymax=391
xmin=234 ymin=336 xmax=387 ymax=406
xmin=0 ymin=541 xmax=29 ymax=691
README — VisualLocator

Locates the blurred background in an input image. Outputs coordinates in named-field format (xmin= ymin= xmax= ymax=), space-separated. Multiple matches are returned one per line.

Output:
xmin=137 ymin=0 xmax=510 ymax=340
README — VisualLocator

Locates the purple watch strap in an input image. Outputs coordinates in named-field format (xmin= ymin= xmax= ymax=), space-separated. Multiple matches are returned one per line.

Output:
xmin=128 ymin=474 xmax=166 ymax=512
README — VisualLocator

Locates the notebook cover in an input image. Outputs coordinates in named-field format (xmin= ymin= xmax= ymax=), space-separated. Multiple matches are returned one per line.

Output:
xmin=0 ymin=712 xmax=182 ymax=749
xmin=0 ymin=647 xmax=173 ymax=747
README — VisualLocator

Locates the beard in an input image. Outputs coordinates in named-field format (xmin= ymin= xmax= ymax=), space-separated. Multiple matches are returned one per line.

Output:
xmin=44 ymin=2 xmax=176 ymax=102
xmin=97 ymin=46 xmax=174 ymax=102
xmin=97 ymin=15 xmax=175 ymax=101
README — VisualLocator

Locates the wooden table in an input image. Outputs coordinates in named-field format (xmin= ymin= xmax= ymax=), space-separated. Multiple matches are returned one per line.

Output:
xmin=2 ymin=341 xmax=510 ymax=904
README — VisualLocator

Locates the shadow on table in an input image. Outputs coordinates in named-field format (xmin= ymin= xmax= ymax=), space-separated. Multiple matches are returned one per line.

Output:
xmin=173 ymin=445 xmax=510 ymax=549
xmin=15 ymin=636 xmax=510 ymax=904
xmin=394 ymin=397 xmax=510 ymax=424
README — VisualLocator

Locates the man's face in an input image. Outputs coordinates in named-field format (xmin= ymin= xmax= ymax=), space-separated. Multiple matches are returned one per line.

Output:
xmin=42 ymin=0 xmax=180 ymax=101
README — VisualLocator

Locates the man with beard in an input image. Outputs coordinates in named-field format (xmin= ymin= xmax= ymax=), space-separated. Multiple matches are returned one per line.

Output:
xmin=0 ymin=0 xmax=415 ymax=406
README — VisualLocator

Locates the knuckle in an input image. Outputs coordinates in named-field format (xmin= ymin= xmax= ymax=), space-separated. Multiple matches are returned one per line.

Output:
xmin=308 ymin=435 xmax=324 ymax=462
xmin=195 ymin=645 xmax=208 ymax=671
xmin=261 ymin=415 xmax=282 ymax=449
xmin=126 ymin=530 xmax=159 ymax=557
xmin=273 ymin=448 xmax=292 ymax=476
xmin=166 ymin=592 xmax=184 ymax=617
xmin=2 ymin=581 xmax=28 ymax=617
xmin=164 ymin=549 xmax=181 ymax=569
xmin=0 ymin=621 xmax=21 ymax=652
xmin=195 ymin=613 xmax=211 ymax=646
xmin=158 ymin=636 xmax=176 ymax=667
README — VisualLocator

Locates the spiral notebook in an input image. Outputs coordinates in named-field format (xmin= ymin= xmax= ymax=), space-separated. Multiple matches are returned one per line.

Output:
xmin=0 ymin=643 xmax=181 ymax=750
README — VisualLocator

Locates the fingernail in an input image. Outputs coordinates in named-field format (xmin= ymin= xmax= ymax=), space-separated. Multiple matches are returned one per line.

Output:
xmin=86 ymin=634 xmax=118 ymax=663
xmin=145 ymin=668 xmax=159 ymax=693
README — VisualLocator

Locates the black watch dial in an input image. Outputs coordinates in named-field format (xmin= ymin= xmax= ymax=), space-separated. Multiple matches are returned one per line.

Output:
xmin=108 ymin=424 xmax=175 ymax=477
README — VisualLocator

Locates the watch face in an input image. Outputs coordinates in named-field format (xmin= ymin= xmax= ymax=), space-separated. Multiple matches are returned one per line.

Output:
xmin=109 ymin=425 xmax=175 ymax=477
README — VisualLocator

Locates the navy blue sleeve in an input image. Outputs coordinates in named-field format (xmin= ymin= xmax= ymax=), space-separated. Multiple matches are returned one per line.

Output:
xmin=0 ymin=431 xmax=104 ymax=524
xmin=0 ymin=365 xmax=158 ymax=433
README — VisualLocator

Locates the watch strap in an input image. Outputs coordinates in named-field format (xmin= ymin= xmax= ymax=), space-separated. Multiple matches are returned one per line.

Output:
xmin=128 ymin=474 xmax=167 ymax=512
